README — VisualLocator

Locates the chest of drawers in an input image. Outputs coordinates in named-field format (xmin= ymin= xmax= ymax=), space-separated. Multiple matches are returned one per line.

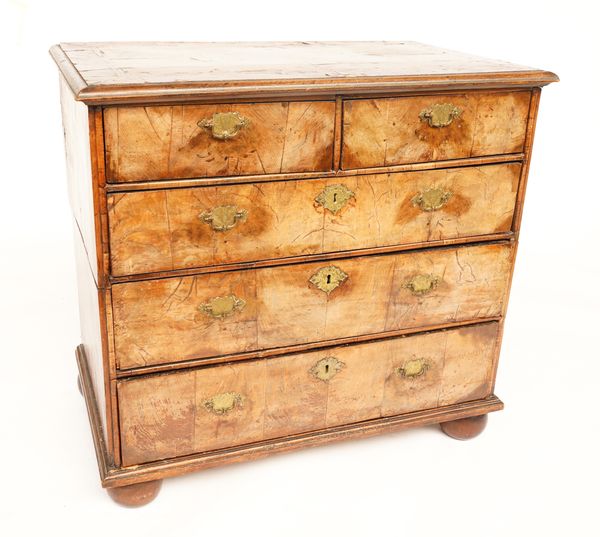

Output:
xmin=51 ymin=41 xmax=557 ymax=506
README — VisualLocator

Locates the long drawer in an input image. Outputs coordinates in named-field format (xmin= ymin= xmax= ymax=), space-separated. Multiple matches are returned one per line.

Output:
xmin=342 ymin=91 xmax=531 ymax=169
xmin=118 ymin=322 xmax=499 ymax=466
xmin=108 ymin=163 xmax=520 ymax=276
xmin=104 ymin=101 xmax=336 ymax=182
xmin=112 ymin=242 xmax=513 ymax=370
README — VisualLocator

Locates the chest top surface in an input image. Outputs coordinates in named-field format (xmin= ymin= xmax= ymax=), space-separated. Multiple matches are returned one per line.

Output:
xmin=51 ymin=41 xmax=557 ymax=104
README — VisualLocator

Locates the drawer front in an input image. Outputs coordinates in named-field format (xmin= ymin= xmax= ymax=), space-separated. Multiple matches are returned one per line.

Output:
xmin=104 ymin=101 xmax=336 ymax=182
xmin=342 ymin=91 xmax=531 ymax=169
xmin=118 ymin=322 xmax=499 ymax=466
xmin=112 ymin=243 xmax=512 ymax=369
xmin=108 ymin=163 xmax=520 ymax=276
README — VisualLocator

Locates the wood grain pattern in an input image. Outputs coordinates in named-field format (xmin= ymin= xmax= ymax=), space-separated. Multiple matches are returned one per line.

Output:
xmin=118 ymin=322 xmax=498 ymax=466
xmin=104 ymin=101 xmax=335 ymax=182
xmin=60 ymin=77 xmax=100 ymax=283
xmin=78 ymin=341 xmax=503 ymax=488
xmin=512 ymin=87 xmax=542 ymax=233
xmin=61 ymin=77 xmax=117 ymax=461
xmin=108 ymin=163 xmax=520 ymax=276
xmin=108 ymin=234 xmax=515 ymax=286
xmin=115 ymin=318 xmax=500 ymax=377
xmin=50 ymin=42 xmax=558 ymax=104
xmin=76 ymin=345 xmax=111 ymax=483
xmin=111 ymin=242 xmax=513 ymax=369
xmin=104 ymin=154 xmax=523 ymax=193
xmin=53 ymin=41 xmax=556 ymax=499
xmin=73 ymin=229 xmax=111 ymax=454
xmin=342 ymin=91 xmax=531 ymax=169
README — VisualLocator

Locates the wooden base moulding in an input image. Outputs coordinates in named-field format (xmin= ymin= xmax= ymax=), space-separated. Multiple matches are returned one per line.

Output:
xmin=76 ymin=345 xmax=502 ymax=505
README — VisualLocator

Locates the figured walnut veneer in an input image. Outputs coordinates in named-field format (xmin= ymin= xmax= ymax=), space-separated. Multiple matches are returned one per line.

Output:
xmin=119 ymin=323 xmax=499 ymax=466
xmin=53 ymin=41 xmax=556 ymax=506
xmin=342 ymin=91 xmax=531 ymax=168
xmin=108 ymin=163 xmax=520 ymax=276
xmin=104 ymin=102 xmax=336 ymax=182
xmin=111 ymin=243 xmax=513 ymax=369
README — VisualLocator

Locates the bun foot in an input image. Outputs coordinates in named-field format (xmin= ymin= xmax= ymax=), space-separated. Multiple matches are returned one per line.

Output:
xmin=77 ymin=375 xmax=83 ymax=396
xmin=440 ymin=414 xmax=488 ymax=440
xmin=106 ymin=480 xmax=162 ymax=507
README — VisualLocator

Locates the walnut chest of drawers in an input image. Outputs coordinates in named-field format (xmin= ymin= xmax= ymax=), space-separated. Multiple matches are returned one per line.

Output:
xmin=51 ymin=41 xmax=557 ymax=506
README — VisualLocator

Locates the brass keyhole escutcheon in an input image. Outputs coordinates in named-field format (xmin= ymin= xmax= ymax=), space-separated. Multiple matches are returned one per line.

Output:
xmin=200 ymin=205 xmax=247 ymax=231
xmin=419 ymin=103 xmax=462 ymax=128
xmin=396 ymin=358 xmax=429 ymax=379
xmin=315 ymin=184 xmax=355 ymax=214
xmin=310 ymin=357 xmax=345 ymax=382
xmin=203 ymin=392 xmax=244 ymax=415
xmin=404 ymin=274 xmax=439 ymax=295
xmin=309 ymin=266 xmax=348 ymax=294
xmin=412 ymin=188 xmax=452 ymax=212
xmin=197 ymin=112 xmax=250 ymax=140
xmin=199 ymin=294 xmax=246 ymax=320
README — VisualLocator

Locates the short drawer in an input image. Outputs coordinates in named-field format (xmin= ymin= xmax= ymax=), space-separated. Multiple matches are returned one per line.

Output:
xmin=342 ymin=91 xmax=531 ymax=169
xmin=118 ymin=322 xmax=499 ymax=466
xmin=112 ymin=242 xmax=513 ymax=370
xmin=108 ymin=163 xmax=520 ymax=276
xmin=103 ymin=101 xmax=336 ymax=182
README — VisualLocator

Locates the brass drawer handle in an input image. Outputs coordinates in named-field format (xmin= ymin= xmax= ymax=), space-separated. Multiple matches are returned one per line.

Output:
xmin=199 ymin=294 xmax=246 ymax=319
xmin=310 ymin=357 xmax=345 ymax=382
xmin=404 ymin=274 xmax=439 ymax=295
xmin=396 ymin=358 xmax=429 ymax=379
xmin=197 ymin=111 xmax=250 ymax=140
xmin=315 ymin=184 xmax=355 ymax=214
xmin=203 ymin=392 xmax=244 ymax=415
xmin=200 ymin=205 xmax=247 ymax=231
xmin=309 ymin=266 xmax=348 ymax=294
xmin=419 ymin=103 xmax=462 ymax=128
xmin=412 ymin=188 xmax=452 ymax=212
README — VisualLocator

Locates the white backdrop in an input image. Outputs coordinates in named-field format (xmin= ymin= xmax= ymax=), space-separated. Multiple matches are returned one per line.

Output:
xmin=1 ymin=1 xmax=598 ymax=535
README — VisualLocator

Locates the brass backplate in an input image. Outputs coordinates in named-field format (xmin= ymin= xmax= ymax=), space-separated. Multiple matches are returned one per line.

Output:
xmin=309 ymin=266 xmax=348 ymax=294
xmin=315 ymin=184 xmax=355 ymax=214
xmin=200 ymin=205 xmax=247 ymax=231
xmin=203 ymin=392 xmax=244 ymax=414
xmin=396 ymin=358 xmax=429 ymax=379
xmin=404 ymin=274 xmax=439 ymax=295
xmin=310 ymin=357 xmax=345 ymax=382
xmin=198 ymin=112 xmax=250 ymax=140
xmin=412 ymin=188 xmax=452 ymax=212
xmin=200 ymin=294 xmax=246 ymax=319
xmin=419 ymin=103 xmax=462 ymax=128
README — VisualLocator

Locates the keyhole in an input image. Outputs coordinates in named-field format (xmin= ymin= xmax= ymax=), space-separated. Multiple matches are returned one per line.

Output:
xmin=326 ymin=274 xmax=331 ymax=284
xmin=325 ymin=364 xmax=330 ymax=374
xmin=333 ymin=193 xmax=338 ymax=203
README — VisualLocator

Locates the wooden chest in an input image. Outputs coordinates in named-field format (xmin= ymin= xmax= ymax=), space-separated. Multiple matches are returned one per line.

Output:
xmin=51 ymin=41 xmax=557 ymax=506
